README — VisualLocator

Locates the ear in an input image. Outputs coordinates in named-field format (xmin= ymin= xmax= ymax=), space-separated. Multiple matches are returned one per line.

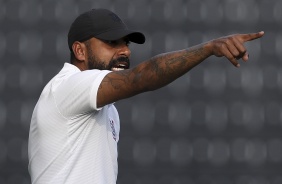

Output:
xmin=72 ymin=41 xmax=86 ymax=62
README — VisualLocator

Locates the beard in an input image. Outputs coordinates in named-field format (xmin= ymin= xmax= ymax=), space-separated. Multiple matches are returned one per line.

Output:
xmin=86 ymin=48 xmax=130 ymax=71
xmin=88 ymin=55 xmax=130 ymax=70
xmin=87 ymin=54 xmax=109 ymax=70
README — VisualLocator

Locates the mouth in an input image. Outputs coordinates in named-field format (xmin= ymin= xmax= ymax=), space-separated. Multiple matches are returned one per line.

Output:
xmin=111 ymin=62 xmax=129 ymax=71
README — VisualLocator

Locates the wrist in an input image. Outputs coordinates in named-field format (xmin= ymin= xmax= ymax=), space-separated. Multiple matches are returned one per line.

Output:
xmin=202 ymin=41 xmax=213 ymax=57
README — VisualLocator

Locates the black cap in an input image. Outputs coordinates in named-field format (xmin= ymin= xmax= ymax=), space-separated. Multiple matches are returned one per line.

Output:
xmin=68 ymin=9 xmax=145 ymax=51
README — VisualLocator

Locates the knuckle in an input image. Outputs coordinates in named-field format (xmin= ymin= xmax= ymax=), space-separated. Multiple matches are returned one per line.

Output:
xmin=219 ymin=41 xmax=227 ymax=48
xmin=231 ymin=36 xmax=239 ymax=43
xmin=234 ymin=51 xmax=240 ymax=57
xmin=224 ymin=39 xmax=231 ymax=45
xmin=219 ymin=43 xmax=225 ymax=49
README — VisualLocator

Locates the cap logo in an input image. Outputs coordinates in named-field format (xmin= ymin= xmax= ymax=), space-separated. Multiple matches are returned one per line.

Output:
xmin=108 ymin=12 xmax=122 ymax=23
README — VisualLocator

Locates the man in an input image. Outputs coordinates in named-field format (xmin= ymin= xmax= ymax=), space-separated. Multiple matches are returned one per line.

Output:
xmin=28 ymin=8 xmax=264 ymax=184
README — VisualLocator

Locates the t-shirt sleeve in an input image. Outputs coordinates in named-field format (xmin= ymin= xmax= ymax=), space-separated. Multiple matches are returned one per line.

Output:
xmin=53 ymin=69 xmax=111 ymax=118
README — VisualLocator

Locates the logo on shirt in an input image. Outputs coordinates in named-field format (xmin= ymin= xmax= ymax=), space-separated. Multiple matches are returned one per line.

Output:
xmin=109 ymin=119 xmax=117 ymax=141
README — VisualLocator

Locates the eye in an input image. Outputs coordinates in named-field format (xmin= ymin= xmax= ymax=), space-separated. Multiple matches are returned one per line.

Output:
xmin=103 ymin=39 xmax=130 ymax=47
xmin=104 ymin=40 xmax=118 ymax=45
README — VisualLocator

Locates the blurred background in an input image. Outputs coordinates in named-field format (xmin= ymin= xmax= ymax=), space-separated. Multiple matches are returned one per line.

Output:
xmin=0 ymin=0 xmax=282 ymax=183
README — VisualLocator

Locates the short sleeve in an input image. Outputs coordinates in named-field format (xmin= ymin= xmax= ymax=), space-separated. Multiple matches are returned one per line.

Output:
xmin=53 ymin=69 xmax=111 ymax=118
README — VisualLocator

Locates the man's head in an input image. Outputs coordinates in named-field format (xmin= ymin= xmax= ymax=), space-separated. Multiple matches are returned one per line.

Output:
xmin=67 ymin=9 xmax=145 ymax=71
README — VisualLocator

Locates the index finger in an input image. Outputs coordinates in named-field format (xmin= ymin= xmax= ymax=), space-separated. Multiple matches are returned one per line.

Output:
xmin=239 ymin=31 xmax=265 ymax=42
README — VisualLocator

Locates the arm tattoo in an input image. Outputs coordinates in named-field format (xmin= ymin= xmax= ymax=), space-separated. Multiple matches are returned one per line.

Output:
xmin=98 ymin=44 xmax=209 ymax=106
xmin=148 ymin=45 xmax=207 ymax=79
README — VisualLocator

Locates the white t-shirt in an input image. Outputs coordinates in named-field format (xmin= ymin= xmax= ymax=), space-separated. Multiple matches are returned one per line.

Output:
xmin=28 ymin=63 xmax=120 ymax=184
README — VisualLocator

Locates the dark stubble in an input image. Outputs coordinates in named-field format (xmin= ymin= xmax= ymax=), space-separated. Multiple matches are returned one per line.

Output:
xmin=86 ymin=43 xmax=130 ymax=70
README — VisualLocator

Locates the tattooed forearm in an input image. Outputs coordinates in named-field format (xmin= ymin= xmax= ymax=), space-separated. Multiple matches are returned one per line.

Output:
xmin=97 ymin=43 xmax=211 ymax=107
xmin=158 ymin=45 xmax=206 ymax=75
xmin=136 ymin=44 xmax=209 ymax=90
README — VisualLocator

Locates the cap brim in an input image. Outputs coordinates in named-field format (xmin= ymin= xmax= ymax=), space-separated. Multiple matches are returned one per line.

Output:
xmin=94 ymin=29 xmax=145 ymax=44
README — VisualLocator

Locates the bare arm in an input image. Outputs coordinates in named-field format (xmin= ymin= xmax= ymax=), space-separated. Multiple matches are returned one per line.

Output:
xmin=97 ymin=31 xmax=264 ymax=108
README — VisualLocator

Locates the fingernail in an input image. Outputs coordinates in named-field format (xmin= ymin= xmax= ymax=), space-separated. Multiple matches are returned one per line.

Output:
xmin=236 ymin=64 xmax=240 ymax=67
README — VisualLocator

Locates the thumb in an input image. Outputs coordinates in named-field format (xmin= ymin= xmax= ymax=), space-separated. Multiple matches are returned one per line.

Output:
xmin=241 ymin=52 xmax=249 ymax=62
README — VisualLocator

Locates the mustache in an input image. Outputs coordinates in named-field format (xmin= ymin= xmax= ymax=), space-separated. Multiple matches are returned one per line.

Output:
xmin=108 ymin=57 xmax=130 ymax=69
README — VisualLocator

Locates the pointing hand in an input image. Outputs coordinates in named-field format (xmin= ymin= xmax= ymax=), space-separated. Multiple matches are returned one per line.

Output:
xmin=207 ymin=31 xmax=264 ymax=67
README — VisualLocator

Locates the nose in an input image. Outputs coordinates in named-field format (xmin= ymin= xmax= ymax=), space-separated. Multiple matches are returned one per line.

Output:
xmin=117 ymin=43 xmax=131 ymax=58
